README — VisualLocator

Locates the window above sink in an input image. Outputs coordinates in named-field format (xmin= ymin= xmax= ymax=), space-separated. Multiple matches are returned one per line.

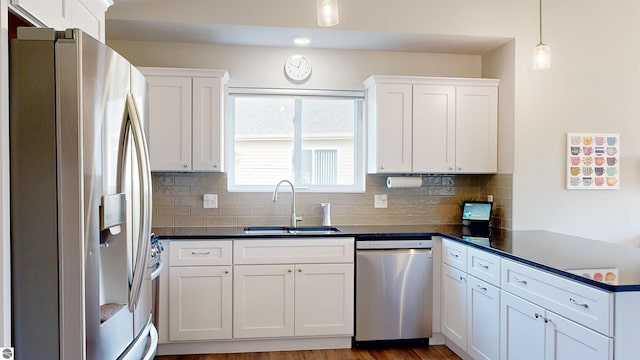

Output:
xmin=226 ymin=89 xmax=365 ymax=193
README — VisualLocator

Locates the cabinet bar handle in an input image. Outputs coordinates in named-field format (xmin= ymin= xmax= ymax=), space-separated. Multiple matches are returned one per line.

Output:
xmin=513 ymin=276 xmax=527 ymax=285
xmin=476 ymin=285 xmax=487 ymax=291
xmin=450 ymin=253 xmax=459 ymax=258
xmin=191 ymin=251 xmax=211 ymax=255
xmin=479 ymin=263 xmax=490 ymax=269
xmin=569 ymin=298 xmax=589 ymax=309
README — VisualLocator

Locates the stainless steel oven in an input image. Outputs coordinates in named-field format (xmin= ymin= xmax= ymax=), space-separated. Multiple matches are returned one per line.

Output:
xmin=355 ymin=237 xmax=433 ymax=346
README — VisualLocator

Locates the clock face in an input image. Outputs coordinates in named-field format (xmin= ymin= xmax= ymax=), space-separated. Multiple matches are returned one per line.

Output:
xmin=284 ymin=55 xmax=312 ymax=82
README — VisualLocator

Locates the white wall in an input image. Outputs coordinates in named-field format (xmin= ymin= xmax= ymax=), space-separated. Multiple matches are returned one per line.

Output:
xmin=108 ymin=40 xmax=483 ymax=90
xmin=107 ymin=0 xmax=640 ymax=246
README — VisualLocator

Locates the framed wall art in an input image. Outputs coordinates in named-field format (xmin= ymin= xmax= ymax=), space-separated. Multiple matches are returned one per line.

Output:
xmin=566 ymin=133 xmax=619 ymax=190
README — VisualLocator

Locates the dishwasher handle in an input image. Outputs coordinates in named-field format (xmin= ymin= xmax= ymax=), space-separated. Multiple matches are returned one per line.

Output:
xmin=356 ymin=239 xmax=432 ymax=249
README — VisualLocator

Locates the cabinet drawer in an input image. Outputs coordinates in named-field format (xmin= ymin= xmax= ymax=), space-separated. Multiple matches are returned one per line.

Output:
xmin=501 ymin=258 xmax=613 ymax=336
xmin=234 ymin=238 xmax=354 ymax=265
xmin=442 ymin=238 xmax=467 ymax=271
xmin=169 ymin=240 xmax=232 ymax=266
xmin=467 ymin=247 xmax=500 ymax=287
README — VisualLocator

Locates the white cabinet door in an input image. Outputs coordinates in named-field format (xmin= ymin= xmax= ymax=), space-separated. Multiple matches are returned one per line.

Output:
xmin=500 ymin=290 xmax=545 ymax=360
xmin=146 ymin=76 xmax=192 ymax=171
xmin=192 ymin=77 xmax=224 ymax=171
xmin=442 ymin=264 xmax=467 ymax=350
xmin=71 ymin=0 xmax=108 ymax=42
xmin=412 ymin=84 xmax=456 ymax=173
xmin=369 ymin=83 xmax=412 ymax=173
xmin=455 ymin=86 xmax=498 ymax=173
xmin=168 ymin=265 xmax=232 ymax=341
xmin=233 ymin=264 xmax=295 ymax=338
xmin=11 ymin=0 xmax=69 ymax=28
xmin=294 ymin=263 xmax=354 ymax=336
xmin=545 ymin=311 xmax=612 ymax=360
xmin=467 ymin=276 xmax=500 ymax=360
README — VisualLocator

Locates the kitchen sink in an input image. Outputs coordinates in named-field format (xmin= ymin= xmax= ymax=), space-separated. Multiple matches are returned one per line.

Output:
xmin=243 ymin=226 xmax=341 ymax=235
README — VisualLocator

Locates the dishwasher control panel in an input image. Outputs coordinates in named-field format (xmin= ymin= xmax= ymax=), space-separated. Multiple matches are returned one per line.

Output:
xmin=356 ymin=239 xmax=432 ymax=249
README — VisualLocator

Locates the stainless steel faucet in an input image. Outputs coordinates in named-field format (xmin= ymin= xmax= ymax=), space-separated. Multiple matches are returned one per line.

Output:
xmin=272 ymin=179 xmax=302 ymax=228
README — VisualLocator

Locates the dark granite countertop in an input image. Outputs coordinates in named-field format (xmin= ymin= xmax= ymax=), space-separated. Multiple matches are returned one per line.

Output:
xmin=153 ymin=225 xmax=640 ymax=292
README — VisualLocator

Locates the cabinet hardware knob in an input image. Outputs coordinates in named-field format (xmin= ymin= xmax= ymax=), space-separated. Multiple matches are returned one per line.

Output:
xmin=287 ymin=269 xmax=292 ymax=273
xmin=191 ymin=251 xmax=211 ymax=255
xmin=213 ymin=163 xmax=218 ymax=168
xmin=514 ymin=276 xmax=528 ymax=285
xmin=544 ymin=318 xmax=551 ymax=323
xmin=183 ymin=164 xmax=188 ymax=168
xmin=457 ymin=167 xmax=462 ymax=170
xmin=298 ymin=269 xmax=302 ymax=273
xmin=569 ymin=298 xmax=589 ymax=309
xmin=380 ymin=165 xmax=385 ymax=170
xmin=451 ymin=253 xmax=459 ymax=258
xmin=459 ymin=275 xmax=466 ymax=281
xmin=224 ymin=270 xmax=229 ymax=274
xmin=534 ymin=313 xmax=541 ymax=319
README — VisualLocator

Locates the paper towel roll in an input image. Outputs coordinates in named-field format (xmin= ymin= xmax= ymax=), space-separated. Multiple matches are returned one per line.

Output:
xmin=386 ymin=176 xmax=422 ymax=188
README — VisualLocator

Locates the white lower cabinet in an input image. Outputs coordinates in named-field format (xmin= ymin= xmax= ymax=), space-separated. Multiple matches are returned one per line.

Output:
xmin=169 ymin=265 xmax=233 ymax=341
xmin=167 ymin=240 xmax=233 ymax=342
xmin=233 ymin=238 xmax=355 ymax=340
xmin=294 ymin=263 xmax=354 ymax=336
xmin=500 ymin=290 xmax=546 ymax=360
xmin=233 ymin=263 xmax=354 ymax=339
xmin=442 ymin=264 xmax=468 ymax=350
xmin=501 ymin=290 xmax=612 ymax=360
xmin=233 ymin=264 xmax=295 ymax=338
xmin=442 ymin=264 xmax=500 ymax=360
xmin=467 ymin=276 xmax=500 ymax=360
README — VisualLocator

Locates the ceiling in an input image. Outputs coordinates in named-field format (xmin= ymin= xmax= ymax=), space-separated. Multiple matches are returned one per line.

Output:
xmin=105 ymin=19 xmax=511 ymax=55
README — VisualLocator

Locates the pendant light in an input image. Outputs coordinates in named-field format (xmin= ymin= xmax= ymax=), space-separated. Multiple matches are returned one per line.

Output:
xmin=317 ymin=0 xmax=339 ymax=27
xmin=533 ymin=0 xmax=551 ymax=70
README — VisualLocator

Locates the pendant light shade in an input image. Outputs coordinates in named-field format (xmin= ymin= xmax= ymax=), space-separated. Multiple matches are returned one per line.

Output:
xmin=533 ymin=0 xmax=551 ymax=70
xmin=317 ymin=0 xmax=339 ymax=27
xmin=533 ymin=44 xmax=551 ymax=70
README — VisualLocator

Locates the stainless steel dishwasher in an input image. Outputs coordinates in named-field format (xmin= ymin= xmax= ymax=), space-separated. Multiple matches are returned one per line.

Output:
xmin=355 ymin=237 xmax=433 ymax=346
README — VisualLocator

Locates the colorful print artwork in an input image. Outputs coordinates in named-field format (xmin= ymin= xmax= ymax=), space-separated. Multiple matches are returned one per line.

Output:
xmin=566 ymin=133 xmax=620 ymax=190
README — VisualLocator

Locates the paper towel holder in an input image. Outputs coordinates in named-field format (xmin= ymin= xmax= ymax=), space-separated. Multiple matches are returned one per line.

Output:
xmin=386 ymin=176 xmax=423 ymax=188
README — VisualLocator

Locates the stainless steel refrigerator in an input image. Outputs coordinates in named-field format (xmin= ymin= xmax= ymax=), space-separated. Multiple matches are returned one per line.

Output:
xmin=9 ymin=28 xmax=162 ymax=359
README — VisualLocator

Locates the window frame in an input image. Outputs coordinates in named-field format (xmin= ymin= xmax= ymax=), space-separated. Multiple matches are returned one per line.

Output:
xmin=225 ymin=88 xmax=366 ymax=193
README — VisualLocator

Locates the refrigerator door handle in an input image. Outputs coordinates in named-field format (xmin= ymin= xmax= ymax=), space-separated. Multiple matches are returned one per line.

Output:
xmin=125 ymin=92 xmax=153 ymax=311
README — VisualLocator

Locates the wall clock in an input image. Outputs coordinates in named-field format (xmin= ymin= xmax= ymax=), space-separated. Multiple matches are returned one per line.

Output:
xmin=284 ymin=55 xmax=312 ymax=82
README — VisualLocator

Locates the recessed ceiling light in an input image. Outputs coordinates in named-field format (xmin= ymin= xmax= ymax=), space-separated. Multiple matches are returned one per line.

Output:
xmin=293 ymin=37 xmax=311 ymax=46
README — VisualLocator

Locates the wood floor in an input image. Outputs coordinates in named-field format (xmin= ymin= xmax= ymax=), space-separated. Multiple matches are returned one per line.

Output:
xmin=155 ymin=345 xmax=461 ymax=360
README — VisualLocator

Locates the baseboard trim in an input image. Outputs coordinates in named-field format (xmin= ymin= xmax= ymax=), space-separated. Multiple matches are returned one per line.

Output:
xmin=157 ymin=336 xmax=352 ymax=355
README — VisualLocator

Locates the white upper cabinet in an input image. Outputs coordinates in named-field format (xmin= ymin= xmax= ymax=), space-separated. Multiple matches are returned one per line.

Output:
xmin=367 ymin=83 xmax=413 ymax=173
xmin=140 ymin=68 xmax=229 ymax=172
xmin=10 ymin=0 xmax=112 ymax=42
xmin=455 ymin=86 xmax=498 ymax=173
xmin=364 ymin=75 xmax=499 ymax=174
xmin=10 ymin=0 xmax=70 ymax=29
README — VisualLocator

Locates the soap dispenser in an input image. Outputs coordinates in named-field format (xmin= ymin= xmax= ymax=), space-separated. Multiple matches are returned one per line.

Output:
xmin=321 ymin=203 xmax=331 ymax=227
